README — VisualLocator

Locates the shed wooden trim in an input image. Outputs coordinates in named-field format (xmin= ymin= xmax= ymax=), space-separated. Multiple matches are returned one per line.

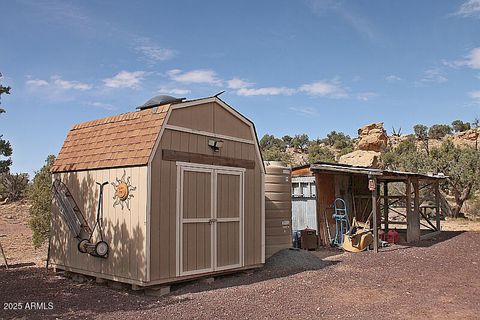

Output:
xmin=261 ymin=169 xmax=265 ymax=263
xmin=162 ymin=149 xmax=255 ymax=169
xmin=175 ymin=162 xmax=245 ymax=277
xmin=164 ymin=124 xmax=256 ymax=145
xmin=145 ymin=104 xmax=174 ymax=282
xmin=52 ymin=264 xmax=148 ymax=286
xmin=176 ymin=161 xmax=247 ymax=172
xmin=53 ymin=263 xmax=263 ymax=287
xmin=214 ymin=97 xmax=265 ymax=175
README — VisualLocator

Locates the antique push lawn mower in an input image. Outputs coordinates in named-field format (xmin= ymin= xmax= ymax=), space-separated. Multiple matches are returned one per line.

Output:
xmin=52 ymin=180 xmax=109 ymax=258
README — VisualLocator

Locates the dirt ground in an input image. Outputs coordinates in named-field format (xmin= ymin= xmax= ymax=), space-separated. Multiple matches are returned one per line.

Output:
xmin=0 ymin=201 xmax=47 ymax=268
xmin=1 ymin=202 xmax=480 ymax=319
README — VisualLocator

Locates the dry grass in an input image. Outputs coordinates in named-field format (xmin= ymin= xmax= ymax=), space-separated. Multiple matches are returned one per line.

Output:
xmin=442 ymin=218 xmax=480 ymax=231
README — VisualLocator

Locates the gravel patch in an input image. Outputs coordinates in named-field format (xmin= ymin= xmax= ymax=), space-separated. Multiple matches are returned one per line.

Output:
xmin=1 ymin=231 xmax=479 ymax=319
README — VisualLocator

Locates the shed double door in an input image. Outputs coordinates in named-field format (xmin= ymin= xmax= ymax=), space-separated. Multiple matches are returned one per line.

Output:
xmin=177 ymin=163 xmax=244 ymax=276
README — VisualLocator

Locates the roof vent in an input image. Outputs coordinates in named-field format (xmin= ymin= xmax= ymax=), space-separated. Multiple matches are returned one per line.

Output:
xmin=136 ymin=95 xmax=185 ymax=110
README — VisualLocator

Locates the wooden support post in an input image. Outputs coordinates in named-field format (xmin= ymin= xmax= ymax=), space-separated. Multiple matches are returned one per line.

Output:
xmin=383 ymin=182 xmax=389 ymax=233
xmin=407 ymin=178 xmax=421 ymax=243
xmin=435 ymin=181 xmax=441 ymax=232
xmin=405 ymin=178 xmax=412 ymax=242
xmin=0 ymin=240 xmax=8 ymax=269
xmin=371 ymin=176 xmax=378 ymax=253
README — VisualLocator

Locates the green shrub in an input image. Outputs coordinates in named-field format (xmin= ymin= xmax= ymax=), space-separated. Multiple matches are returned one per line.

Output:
xmin=428 ymin=124 xmax=452 ymax=139
xmin=1 ymin=172 xmax=28 ymax=201
xmin=308 ymin=143 xmax=336 ymax=163
xmin=321 ymin=131 xmax=353 ymax=150
xmin=451 ymin=120 xmax=471 ymax=133
xmin=28 ymin=155 xmax=55 ymax=248
xmin=291 ymin=134 xmax=310 ymax=152
xmin=262 ymin=146 xmax=293 ymax=165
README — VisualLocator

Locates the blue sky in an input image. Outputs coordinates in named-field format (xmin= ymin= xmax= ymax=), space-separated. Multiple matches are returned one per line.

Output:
xmin=1 ymin=0 xmax=480 ymax=175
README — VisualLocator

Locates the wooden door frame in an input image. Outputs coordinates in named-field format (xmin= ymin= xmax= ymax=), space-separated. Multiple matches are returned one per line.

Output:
xmin=176 ymin=162 xmax=245 ymax=277
xmin=213 ymin=169 xmax=244 ymax=271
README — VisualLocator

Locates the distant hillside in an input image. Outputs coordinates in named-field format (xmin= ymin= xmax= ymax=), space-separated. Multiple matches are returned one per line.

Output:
xmin=261 ymin=121 xmax=479 ymax=168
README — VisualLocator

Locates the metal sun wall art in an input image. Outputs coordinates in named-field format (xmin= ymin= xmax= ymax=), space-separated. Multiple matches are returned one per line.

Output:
xmin=111 ymin=170 xmax=136 ymax=210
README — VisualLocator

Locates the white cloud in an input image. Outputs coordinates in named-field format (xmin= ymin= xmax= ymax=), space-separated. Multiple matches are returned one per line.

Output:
xmin=227 ymin=77 xmax=293 ymax=96
xmin=136 ymin=45 xmax=175 ymax=61
xmin=26 ymin=76 xmax=92 ymax=91
xmin=419 ymin=68 xmax=448 ymax=84
xmin=87 ymin=101 xmax=117 ymax=110
xmin=236 ymin=86 xmax=295 ymax=96
xmin=385 ymin=75 xmax=402 ymax=82
xmin=465 ymin=48 xmax=480 ymax=69
xmin=307 ymin=0 xmax=379 ymax=42
xmin=289 ymin=106 xmax=319 ymax=116
xmin=357 ymin=92 xmax=378 ymax=101
xmin=456 ymin=0 xmax=480 ymax=17
xmin=167 ymin=69 xmax=222 ymax=85
xmin=133 ymin=37 xmax=176 ymax=62
xmin=443 ymin=48 xmax=480 ymax=70
xmin=26 ymin=79 xmax=49 ymax=88
xmin=52 ymin=75 xmax=92 ymax=90
xmin=299 ymin=80 xmax=348 ymax=98
xmin=227 ymin=78 xmax=253 ymax=90
xmin=158 ymin=87 xmax=191 ymax=95
xmin=103 ymin=71 xmax=145 ymax=89
xmin=470 ymin=90 xmax=480 ymax=103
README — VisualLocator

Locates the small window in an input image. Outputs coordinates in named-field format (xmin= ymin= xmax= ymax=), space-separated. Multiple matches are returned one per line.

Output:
xmin=292 ymin=183 xmax=302 ymax=197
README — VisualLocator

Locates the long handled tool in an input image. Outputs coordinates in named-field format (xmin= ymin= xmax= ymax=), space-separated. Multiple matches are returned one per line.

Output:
xmin=54 ymin=179 xmax=110 ymax=258
xmin=324 ymin=209 xmax=334 ymax=247
xmin=78 ymin=182 xmax=109 ymax=258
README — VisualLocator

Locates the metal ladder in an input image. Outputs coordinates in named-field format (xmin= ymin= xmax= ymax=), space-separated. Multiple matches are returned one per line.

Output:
xmin=52 ymin=179 xmax=91 ymax=238
xmin=333 ymin=198 xmax=349 ymax=246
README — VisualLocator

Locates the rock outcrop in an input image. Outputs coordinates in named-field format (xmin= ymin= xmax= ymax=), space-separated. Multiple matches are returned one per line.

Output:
xmin=452 ymin=128 xmax=480 ymax=148
xmin=338 ymin=150 xmax=382 ymax=168
xmin=357 ymin=122 xmax=388 ymax=152
xmin=338 ymin=122 xmax=387 ymax=168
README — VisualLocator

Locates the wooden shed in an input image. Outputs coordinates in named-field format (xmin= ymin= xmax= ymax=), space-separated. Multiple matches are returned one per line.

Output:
xmin=50 ymin=95 xmax=265 ymax=287
xmin=293 ymin=162 xmax=446 ymax=252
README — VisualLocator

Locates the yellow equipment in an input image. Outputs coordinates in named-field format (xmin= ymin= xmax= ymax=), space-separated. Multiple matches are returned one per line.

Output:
xmin=342 ymin=218 xmax=373 ymax=253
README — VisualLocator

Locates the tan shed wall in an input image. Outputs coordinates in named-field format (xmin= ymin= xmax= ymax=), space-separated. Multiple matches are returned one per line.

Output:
xmin=167 ymin=102 xmax=252 ymax=141
xmin=265 ymin=164 xmax=292 ymax=258
xmin=149 ymin=101 xmax=263 ymax=282
xmin=50 ymin=166 xmax=148 ymax=283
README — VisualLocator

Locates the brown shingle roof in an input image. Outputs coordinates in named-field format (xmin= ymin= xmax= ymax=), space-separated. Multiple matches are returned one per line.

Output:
xmin=52 ymin=105 xmax=170 ymax=172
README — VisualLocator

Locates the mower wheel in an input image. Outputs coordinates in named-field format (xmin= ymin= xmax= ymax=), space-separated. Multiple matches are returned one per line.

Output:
xmin=78 ymin=239 xmax=89 ymax=253
xmin=95 ymin=241 xmax=109 ymax=257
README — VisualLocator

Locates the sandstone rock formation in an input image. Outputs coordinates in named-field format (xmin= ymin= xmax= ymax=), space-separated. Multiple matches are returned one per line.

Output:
xmin=338 ymin=150 xmax=382 ymax=168
xmin=357 ymin=122 xmax=388 ymax=152
xmin=452 ymin=128 xmax=479 ymax=148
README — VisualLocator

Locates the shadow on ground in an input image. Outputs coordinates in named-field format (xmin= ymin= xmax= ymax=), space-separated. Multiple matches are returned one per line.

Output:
xmin=0 ymin=262 xmax=36 ymax=269
xmin=0 ymin=249 xmax=335 ymax=318
xmin=0 ymin=267 xmax=159 ymax=319
xmin=170 ymin=249 xmax=337 ymax=295
xmin=395 ymin=230 xmax=465 ymax=248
